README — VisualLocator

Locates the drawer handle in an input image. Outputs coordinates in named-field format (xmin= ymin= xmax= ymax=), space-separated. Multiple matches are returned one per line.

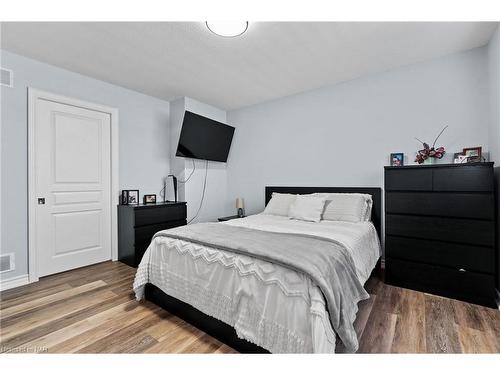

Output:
xmin=458 ymin=268 xmax=466 ymax=272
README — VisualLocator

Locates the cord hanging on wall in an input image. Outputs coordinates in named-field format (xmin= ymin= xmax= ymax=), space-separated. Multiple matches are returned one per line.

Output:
xmin=187 ymin=159 xmax=209 ymax=224
xmin=159 ymin=159 xmax=197 ymax=202
xmin=159 ymin=158 xmax=209 ymax=223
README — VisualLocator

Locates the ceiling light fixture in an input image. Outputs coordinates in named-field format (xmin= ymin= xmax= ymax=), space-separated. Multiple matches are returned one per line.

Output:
xmin=206 ymin=21 xmax=248 ymax=37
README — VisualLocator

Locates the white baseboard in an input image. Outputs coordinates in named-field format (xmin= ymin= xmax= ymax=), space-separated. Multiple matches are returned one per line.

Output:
xmin=0 ymin=274 xmax=30 ymax=291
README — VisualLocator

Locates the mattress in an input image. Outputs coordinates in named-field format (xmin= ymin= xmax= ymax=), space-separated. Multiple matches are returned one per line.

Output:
xmin=133 ymin=213 xmax=381 ymax=353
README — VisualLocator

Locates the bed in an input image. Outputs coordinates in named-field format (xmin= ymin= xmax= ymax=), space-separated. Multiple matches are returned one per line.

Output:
xmin=133 ymin=186 xmax=382 ymax=353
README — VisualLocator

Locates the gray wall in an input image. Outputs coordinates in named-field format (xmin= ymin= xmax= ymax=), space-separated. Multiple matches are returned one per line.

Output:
xmin=169 ymin=97 xmax=229 ymax=223
xmin=488 ymin=26 xmax=500 ymax=291
xmin=183 ymin=97 xmax=229 ymax=223
xmin=225 ymin=47 xmax=490 ymax=216
xmin=1 ymin=40 xmax=496 ymax=281
xmin=1 ymin=50 xmax=170 ymax=280
xmin=488 ymin=26 xmax=500 ymax=162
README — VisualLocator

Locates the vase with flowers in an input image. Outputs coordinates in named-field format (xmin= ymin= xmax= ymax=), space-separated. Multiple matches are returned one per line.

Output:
xmin=415 ymin=126 xmax=448 ymax=164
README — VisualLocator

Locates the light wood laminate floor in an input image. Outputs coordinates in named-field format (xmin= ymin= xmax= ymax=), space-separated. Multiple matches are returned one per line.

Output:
xmin=1 ymin=261 xmax=498 ymax=353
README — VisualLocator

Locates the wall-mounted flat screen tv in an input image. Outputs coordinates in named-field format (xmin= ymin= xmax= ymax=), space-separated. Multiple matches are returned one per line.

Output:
xmin=176 ymin=111 xmax=235 ymax=162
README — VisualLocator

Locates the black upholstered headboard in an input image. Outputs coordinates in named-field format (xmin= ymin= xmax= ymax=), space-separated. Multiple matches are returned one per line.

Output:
xmin=265 ymin=186 xmax=382 ymax=238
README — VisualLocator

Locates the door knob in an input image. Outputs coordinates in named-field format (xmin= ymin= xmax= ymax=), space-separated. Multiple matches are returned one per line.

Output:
xmin=38 ymin=198 xmax=45 ymax=205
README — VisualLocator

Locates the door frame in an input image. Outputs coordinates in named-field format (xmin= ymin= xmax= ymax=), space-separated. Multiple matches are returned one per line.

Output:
xmin=28 ymin=88 xmax=119 ymax=283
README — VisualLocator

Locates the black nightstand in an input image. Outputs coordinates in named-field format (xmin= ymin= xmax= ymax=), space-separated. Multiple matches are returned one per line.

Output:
xmin=118 ymin=201 xmax=187 ymax=267
xmin=218 ymin=215 xmax=244 ymax=222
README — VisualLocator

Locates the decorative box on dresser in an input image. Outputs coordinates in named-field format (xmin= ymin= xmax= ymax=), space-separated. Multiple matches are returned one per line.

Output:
xmin=118 ymin=201 xmax=187 ymax=267
xmin=384 ymin=162 xmax=498 ymax=308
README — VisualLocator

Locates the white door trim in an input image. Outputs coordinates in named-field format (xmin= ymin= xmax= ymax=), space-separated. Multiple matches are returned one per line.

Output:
xmin=0 ymin=275 xmax=30 ymax=291
xmin=28 ymin=88 xmax=119 ymax=283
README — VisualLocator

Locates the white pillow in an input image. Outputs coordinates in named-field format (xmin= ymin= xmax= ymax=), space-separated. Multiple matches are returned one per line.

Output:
xmin=316 ymin=193 xmax=372 ymax=223
xmin=263 ymin=193 xmax=296 ymax=216
xmin=363 ymin=197 xmax=373 ymax=221
xmin=288 ymin=195 xmax=327 ymax=223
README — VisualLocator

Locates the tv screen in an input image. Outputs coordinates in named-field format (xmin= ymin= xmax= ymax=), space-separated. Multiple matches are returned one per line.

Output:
xmin=176 ymin=111 xmax=235 ymax=162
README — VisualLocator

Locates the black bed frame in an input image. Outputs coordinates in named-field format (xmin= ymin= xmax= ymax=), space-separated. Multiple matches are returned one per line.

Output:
xmin=145 ymin=186 xmax=382 ymax=353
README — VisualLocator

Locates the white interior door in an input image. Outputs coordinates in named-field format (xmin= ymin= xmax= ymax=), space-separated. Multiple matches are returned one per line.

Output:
xmin=34 ymin=97 xmax=112 ymax=277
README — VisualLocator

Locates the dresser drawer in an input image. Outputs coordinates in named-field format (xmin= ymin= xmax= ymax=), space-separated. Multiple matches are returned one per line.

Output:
xmin=385 ymin=192 xmax=494 ymax=220
xmin=385 ymin=168 xmax=432 ymax=191
xmin=386 ymin=258 xmax=496 ymax=304
xmin=432 ymin=166 xmax=493 ymax=192
xmin=135 ymin=219 xmax=187 ymax=245
xmin=118 ymin=202 xmax=187 ymax=268
xmin=134 ymin=204 xmax=187 ymax=226
xmin=385 ymin=236 xmax=495 ymax=274
xmin=385 ymin=215 xmax=494 ymax=247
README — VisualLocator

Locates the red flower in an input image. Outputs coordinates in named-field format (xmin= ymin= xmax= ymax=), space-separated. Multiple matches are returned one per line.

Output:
xmin=415 ymin=146 xmax=446 ymax=163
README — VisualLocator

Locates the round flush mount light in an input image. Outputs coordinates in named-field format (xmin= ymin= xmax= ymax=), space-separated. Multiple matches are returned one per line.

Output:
xmin=206 ymin=21 xmax=248 ymax=37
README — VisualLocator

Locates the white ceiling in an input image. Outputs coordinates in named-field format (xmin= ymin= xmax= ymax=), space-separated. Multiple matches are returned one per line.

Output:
xmin=1 ymin=22 xmax=497 ymax=110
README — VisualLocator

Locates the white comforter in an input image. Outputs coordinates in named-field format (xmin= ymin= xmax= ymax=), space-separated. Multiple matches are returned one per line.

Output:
xmin=133 ymin=214 xmax=380 ymax=353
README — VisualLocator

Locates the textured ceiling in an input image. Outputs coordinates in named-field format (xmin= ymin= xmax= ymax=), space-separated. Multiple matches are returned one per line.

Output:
xmin=1 ymin=22 xmax=497 ymax=110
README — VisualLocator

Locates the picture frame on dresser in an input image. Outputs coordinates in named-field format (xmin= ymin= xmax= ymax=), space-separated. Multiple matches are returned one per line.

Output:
xmin=462 ymin=146 xmax=482 ymax=163
xmin=121 ymin=189 xmax=139 ymax=205
xmin=390 ymin=152 xmax=404 ymax=166
xmin=384 ymin=162 xmax=498 ymax=308
xmin=143 ymin=194 xmax=157 ymax=204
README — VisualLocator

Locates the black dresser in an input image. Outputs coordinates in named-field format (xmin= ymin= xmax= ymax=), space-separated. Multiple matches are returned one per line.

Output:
xmin=118 ymin=201 xmax=187 ymax=267
xmin=384 ymin=163 xmax=498 ymax=307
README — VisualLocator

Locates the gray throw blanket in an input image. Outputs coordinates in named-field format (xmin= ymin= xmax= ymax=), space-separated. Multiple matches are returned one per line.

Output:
xmin=154 ymin=222 xmax=369 ymax=352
